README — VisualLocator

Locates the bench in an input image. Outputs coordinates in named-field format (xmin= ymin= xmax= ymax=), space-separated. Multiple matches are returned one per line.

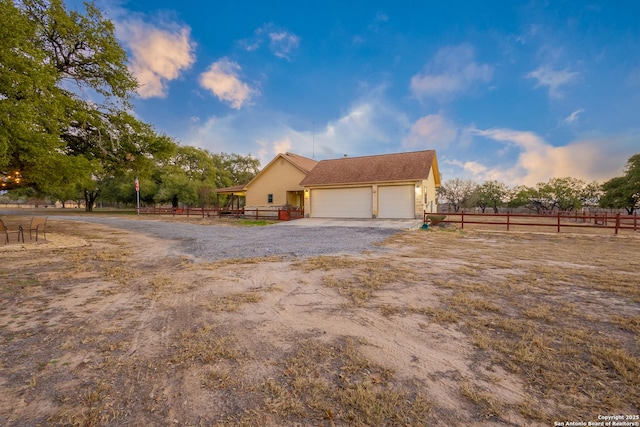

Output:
xmin=1 ymin=218 xmax=24 ymax=244
xmin=27 ymin=217 xmax=47 ymax=241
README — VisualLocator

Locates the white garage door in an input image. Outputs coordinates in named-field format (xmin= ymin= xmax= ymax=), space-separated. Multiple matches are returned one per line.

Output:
xmin=311 ymin=187 xmax=372 ymax=218
xmin=378 ymin=185 xmax=415 ymax=219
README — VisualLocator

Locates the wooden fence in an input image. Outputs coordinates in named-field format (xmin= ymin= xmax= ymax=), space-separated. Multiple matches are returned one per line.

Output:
xmin=137 ymin=206 xmax=304 ymax=221
xmin=425 ymin=211 xmax=638 ymax=234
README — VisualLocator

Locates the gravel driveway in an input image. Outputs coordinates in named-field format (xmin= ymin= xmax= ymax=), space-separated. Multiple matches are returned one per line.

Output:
xmin=52 ymin=216 xmax=402 ymax=261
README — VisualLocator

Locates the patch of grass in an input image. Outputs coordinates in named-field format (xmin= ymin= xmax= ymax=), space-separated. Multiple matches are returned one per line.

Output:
xmin=0 ymin=273 xmax=40 ymax=296
xmin=292 ymin=255 xmax=361 ymax=271
xmin=449 ymin=292 xmax=502 ymax=314
xmin=238 ymin=219 xmax=276 ymax=226
xmin=611 ymin=314 xmax=640 ymax=334
xmin=170 ymin=324 xmax=238 ymax=366
xmin=460 ymin=380 xmax=503 ymax=419
xmin=522 ymin=303 xmax=555 ymax=322
xmin=197 ymin=255 xmax=285 ymax=268
xmin=296 ymin=256 xmax=416 ymax=306
xmin=409 ymin=305 xmax=460 ymax=323
xmin=48 ymin=381 xmax=119 ymax=426
xmin=205 ymin=291 xmax=263 ymax=312
xmin=256 ymin=336 xmax=431 ymax=425
xmin=202 ymin=368 xmax=240 ymax=391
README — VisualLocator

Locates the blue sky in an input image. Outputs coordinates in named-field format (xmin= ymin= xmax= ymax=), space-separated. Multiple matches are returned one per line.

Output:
xmin=75 ymin=0 xmax=639 ymax=186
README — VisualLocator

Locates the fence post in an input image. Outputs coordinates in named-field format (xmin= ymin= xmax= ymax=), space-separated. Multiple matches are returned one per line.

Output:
xmin=461 ymin=211 xmax=464 ymax=229
xmin=635 ymin=213 xmax=637 ymax=231
xmin=507 ymin=211 xmax=510 ymax=231
xmin=557 ymin=212 xmax=561 ymax=233
xmin=615 ymin=213 xmax=620 ymax=235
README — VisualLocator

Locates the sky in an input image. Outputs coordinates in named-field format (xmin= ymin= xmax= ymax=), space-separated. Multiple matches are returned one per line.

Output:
xmin=71 ymin=0 xmax=639 ymax=186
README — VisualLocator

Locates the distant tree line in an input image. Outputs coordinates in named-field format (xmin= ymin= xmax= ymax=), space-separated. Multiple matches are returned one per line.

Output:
xmin=0 ymin=0 xmax=259 ymax=210
xmin=438 ymin=153 xmax=640 ymax=214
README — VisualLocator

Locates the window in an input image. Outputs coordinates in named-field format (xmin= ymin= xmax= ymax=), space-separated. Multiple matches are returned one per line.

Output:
xmin=424 ymin=187 xmax=428 ymax=204
xmin=267 ymin=194 xmax=273 ymax=203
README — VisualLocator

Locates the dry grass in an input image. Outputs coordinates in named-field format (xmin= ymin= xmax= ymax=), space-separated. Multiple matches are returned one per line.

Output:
xmin=170 ymin=324 xmax=238 ymax=366
xmin=402 ymin=228 xmax=640 ymax=423
xmin=294 ymin=256 xmax=416 ymax=306
xmin=204 ymin=291 xmax=263 ymax=312
xmin=254 ymin=337 xmax=431 ymax=425
xmin=1 ymin=217 xmax=638 ymax=426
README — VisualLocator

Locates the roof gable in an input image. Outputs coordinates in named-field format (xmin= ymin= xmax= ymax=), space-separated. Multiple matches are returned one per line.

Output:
xmin=245 ymin=152 xmax=318 ymax=189
xmin=299 ymin=150 xmax=439 ymax=186
xmin=280 ymin=152 xmax=318 ymax=173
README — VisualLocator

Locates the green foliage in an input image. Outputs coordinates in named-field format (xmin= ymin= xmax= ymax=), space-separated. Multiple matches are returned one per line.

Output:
xmin=0 ymin=0 xmax=62 ymax=181
xmin=22 ymin=0 xmax=137 ymax=103
xmin=474 ymin=180 xmax=508 ymax=213
xmin=1 ymin=0 xmax=262 ymax=209
xmin=508 ymin=178 xmax=596 ymax=213
xmin=220 ymin=152 xmax=261 ymax=185
xmin=600 ymin=154 xmax=640 ymax=214
xmin=538 ymin=177 xmax=587 ymax=212
xmin=2 ymin=0 xmax=139 ymax=207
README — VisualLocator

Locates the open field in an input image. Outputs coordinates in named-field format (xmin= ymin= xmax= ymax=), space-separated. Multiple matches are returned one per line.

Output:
xmin=1 ymin=216 xmax=639 ymax=426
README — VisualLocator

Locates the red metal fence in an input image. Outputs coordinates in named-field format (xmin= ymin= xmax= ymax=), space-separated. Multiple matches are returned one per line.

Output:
xmin=137 ymin=206 xmax=304 ymax=221
xmin=425 ymin=211 xmax=638 ymax=234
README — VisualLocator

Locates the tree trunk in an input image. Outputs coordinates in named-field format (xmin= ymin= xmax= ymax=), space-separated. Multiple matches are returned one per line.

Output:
xmin=84 ymin=189 xmax=100 ymax=212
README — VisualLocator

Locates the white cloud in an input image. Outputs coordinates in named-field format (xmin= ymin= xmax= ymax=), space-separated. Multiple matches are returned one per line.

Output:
xmin=563 ymin=109 xmax=585 ymax=124
xmin=403 ymin=114 xmax=457 ymax=150
xmin=199 ymin=58 xmax=256 ymax=109
xmin=410 ymin=44 xmax=493 ymax=100
xmin=467 ymin=127 xmax=633 ymax=185
xmin=240 ymin=24 xmax=300 ymax=60
xmin=117 ymin=19 xmax=195 ymax=98
xmin=181 ymin=86 xmax=411 ymax=162
xmin=267 ymin=31 xmax=300 ymax=60
xmin=526 ymin=66 xmax=579 ymax=98
xmin=273 ymin=137 xmax=292 ymax=154
xmin=316 ymin=93 xmax=411 ymax=157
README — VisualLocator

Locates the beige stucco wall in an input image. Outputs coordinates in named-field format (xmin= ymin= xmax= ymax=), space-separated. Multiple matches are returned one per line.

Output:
xmin=423 ymin=168 xmax=438 ymax=213
xmin=404 ymin=168 xmax=440 ymax=217
xmin=245 ymin=157 xmax=307 ymax=209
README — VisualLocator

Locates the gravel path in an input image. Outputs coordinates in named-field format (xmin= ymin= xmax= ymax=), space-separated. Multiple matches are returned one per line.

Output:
xmin=52 ymin=216 xmax=400 ymax=261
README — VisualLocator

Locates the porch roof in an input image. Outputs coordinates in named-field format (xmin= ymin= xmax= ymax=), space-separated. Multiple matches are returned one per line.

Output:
xmin=213 ymin=184 xmax=247 ymax=195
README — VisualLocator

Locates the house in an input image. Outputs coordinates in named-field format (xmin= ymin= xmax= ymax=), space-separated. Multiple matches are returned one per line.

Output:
xmin=299 ymin=150 xmax=440 ymax=219
xmin=244 ymin=152 xmax=318 ymax=211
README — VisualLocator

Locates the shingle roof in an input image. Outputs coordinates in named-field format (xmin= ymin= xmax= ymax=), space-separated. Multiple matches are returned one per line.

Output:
xmin=299 ymin=150 xmax=439 ymax=186
xmin=281 ymin=152 xmax=318 ymax=173
xmin=214 ymin=184 xmax=246 ymax=194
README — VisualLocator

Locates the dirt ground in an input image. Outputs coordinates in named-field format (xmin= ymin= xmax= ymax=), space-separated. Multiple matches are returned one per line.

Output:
xmin=1 ymin=216 xmax=639 ymax=426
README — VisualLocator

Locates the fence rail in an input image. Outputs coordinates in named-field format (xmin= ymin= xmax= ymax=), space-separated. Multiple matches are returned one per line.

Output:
xmin=425 ymin=211 xmax=638 ymax=234
xmin=137 ymin=206 xmax=304 ymax=221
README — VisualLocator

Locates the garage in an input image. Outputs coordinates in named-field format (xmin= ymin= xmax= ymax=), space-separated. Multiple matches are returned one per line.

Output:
xmin=378 ymin=185 xmax=415 ymax=219
xmin=311 ymin=187 xmax=372 ymax=218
